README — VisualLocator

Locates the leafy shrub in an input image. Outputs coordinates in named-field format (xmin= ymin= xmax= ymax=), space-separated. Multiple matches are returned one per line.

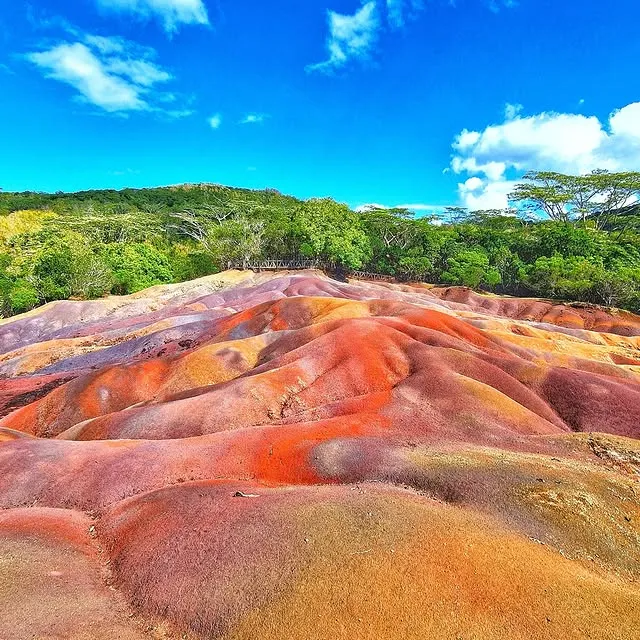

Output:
xmin=442 ymin=249 xmax=502 ymax=289
xmin=8 ymin=280 xmax=39 ymax=314
xmin=104 ymin=243 xmax=174 ymax=294
xmin=32 ymin=232 xmax=113 ymax=300
xmin=523 ymin=255 xmax=604 ymax=301
xmin=169 ymin=244 xmax=218 ymax=281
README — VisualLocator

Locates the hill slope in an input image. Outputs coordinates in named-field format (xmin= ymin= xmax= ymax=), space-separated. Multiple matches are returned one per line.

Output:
xmin=1 ymin=270 xmax=639 ymax=639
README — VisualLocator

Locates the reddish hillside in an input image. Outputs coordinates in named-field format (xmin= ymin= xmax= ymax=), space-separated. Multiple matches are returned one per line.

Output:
xmin=1 ymin=270 xmax=639 ymax=639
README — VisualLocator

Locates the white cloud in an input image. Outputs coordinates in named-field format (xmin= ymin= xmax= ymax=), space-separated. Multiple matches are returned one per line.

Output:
xmin=95 ymin=0 xmax=209 ymax=34
xmin=458 ymin=177 xmax=518 ymax=211
xmin=308 ymin=1 xmax=516 ymax=72
xmin=241 ymin=113 xmax=267 ymax=124
xmin=451 ymin=101 xmax=640 ymax=209
xmin=307 ymin=1 xmax=380 ymax=73
xmin=27 ymin=43 xmax=147 ymax=112
xmin=208 ymin=113 xmax=222 ymax=129
xmin=26 ymin=34 xmax=182 ymax=114
xmin=164 ymin=108 xmax=195 ymax=118
xmin=610 ymin=102 xmax=640 ymax=140
xmin=107 ymin=58 xmax=171 ymax=87
xmin=83 ymin=34 xmax=129 ymax=55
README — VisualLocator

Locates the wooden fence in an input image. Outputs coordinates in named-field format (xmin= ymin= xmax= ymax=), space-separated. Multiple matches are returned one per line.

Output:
xmin=227 ymin=258 xmax=334 ymax=271
xmin=348 ymin=270 xmax=396 ymax=282
xmin=226 ymin=259 xmax=395 ymax=283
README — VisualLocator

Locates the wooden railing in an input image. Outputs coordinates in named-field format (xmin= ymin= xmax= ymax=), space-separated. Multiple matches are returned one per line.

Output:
xmin=349 ymin=270 xmax=396 ymax=282
xmin=226 ymin=259 xmax=396 ymax=282
xmin=227 ymin=258 xmax=335 ymax=271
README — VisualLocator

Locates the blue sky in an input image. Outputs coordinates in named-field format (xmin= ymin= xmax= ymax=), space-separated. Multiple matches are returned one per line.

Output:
xmin=0 ymin=0 xmax=639 ymax=211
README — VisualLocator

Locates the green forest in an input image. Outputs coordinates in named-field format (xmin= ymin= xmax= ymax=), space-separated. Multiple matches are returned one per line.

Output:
xmin=1 ymin=170 xmax=639 ymax=317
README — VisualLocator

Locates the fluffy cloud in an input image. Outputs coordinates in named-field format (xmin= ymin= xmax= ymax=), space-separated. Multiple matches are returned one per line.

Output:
xmin=451 ymin=102 xmax=640 ymax=209
xmin=610 ymin=103 xmax=640 ymax=140
xmin=26 ymin=35 xmax=181 ymax=114
xmin=95 ymin=0 xmax=209 ymax=34
xmin=307 ymin=1 xmax=380 ymax=73
xmin=208 ymin=113 xmax=222 ymax=129
xmin=457 ymin=177 xmax=518 ymax=211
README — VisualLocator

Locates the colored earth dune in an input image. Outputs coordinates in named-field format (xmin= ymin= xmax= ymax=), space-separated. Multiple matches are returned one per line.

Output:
xmin=1 ymin=269 xmax=639 ymax=639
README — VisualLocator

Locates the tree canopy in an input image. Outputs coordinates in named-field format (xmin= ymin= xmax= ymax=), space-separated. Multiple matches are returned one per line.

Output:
xmin=1 ymin=176 xmax=639 ymax=317
xmin=510 ymin=170 xmax=640 ymax=228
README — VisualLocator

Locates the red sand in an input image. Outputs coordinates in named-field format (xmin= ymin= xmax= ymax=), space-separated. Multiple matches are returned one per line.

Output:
xmin=0 ymin=270 xmax=639 ymax=639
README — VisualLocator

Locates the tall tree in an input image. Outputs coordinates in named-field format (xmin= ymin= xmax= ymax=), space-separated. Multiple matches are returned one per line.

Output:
xmin=509 ymin=171 xmax=575 ymax=221
xmin=587 ymin=171 xmax=640 ymax=229
xmin=294 ymin=199 xmax=371 ymax=269
xmin=510 ymin=170 xmax=640 ymax=226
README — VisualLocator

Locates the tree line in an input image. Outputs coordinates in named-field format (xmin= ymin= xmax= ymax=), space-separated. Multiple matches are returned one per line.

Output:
xmin=1 ymin=170 xmax=639 ymax=317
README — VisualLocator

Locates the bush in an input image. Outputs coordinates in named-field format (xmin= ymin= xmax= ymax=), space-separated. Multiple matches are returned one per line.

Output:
xmin=104 ymin=243 xmax=174 ymax=294
xmin=523 ymin=255 xmax=605 ymax=301
xmin=8 ymin=280 xmax=39 ymax=314
xmin=442 ymin=249 xmax=502 ymax=289
xmin=32 ymin=233 xmax=113 ymax=300
xmin=396 ymin=249 xmax=434 ymax=280
xmin=294 ymin=199 xmax=372 ymax=269
xmin=593 ymin=266 xmax=640 ymax=310
xmin=168 ymin=244 xmax=218 ymax=282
